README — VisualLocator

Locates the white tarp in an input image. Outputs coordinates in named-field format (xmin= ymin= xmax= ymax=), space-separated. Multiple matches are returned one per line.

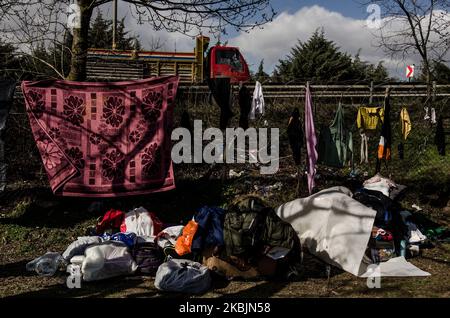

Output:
xmin=361 ymin=257 xmax=430 ymax=277
xmin=276 ymin=186 xmax=430 ymax=277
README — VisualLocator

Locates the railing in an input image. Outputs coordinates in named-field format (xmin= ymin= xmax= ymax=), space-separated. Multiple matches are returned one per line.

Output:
xmin=12 ymin=82 xmax=450 ymax=103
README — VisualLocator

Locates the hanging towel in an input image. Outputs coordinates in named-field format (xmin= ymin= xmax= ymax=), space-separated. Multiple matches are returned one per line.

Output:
xmin=360 ymin=132 xmax=369 ymax=164
xmin=400 ymin=107 xmax=411 ymax=140
xmin=287 ymin=108 xmax=303 ymax=165
xmin=22 ymin=76 xmax=179 ymax=197
xmin=399 ymin=107 xmax=411 ymax=160
xmin=376 ymin=95 xmax=392 ymax=172
xmin=318 ymin=103 xmax=353 ymax=168
xmin=250 ymin=81 xmax=264 ymax=120
xmin=0 ymin=79 xmax=16 ymax=192
xmin=305 ymin=84 xmax=318 ymax=194
xmin=424 ymin=106 xmax=430 ymax=121
xmin=356 ymin=106 xmax=384 ymax=130
xmin=431 ymin=107 xmax=437 ymax=124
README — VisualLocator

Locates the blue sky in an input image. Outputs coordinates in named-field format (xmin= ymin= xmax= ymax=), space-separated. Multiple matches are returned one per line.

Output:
xmin=272 ymin=0 xmax=367 ymax=18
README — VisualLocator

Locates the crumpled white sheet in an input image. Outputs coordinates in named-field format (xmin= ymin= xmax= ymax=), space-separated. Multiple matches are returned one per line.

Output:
xmin=361 ymin=257 xmax=430 ymax=277
xmin=276 ymin=186 xmax=430 ymax=277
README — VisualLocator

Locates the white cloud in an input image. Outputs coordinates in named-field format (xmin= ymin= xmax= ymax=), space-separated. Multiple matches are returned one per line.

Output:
xmin=229 ymin=5 xmax=448 ymax=79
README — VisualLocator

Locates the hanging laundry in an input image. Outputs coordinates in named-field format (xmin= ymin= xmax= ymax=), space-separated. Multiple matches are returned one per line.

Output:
xmin=238 ymin=82 xmax=251 ymax=130
xmin=424 ymin=106 xmax=430 ymax=121
xmin=356 ymin=106 xmax=384 ymax=165
xmin=22 ymin=76 xmax=179 ymax=197
xmin=360 ymin=132 xmax=369 ymax=164
xmin=435 ymin=116 xmax=446 ymax=156
xmin=250 ymin=81 xmax=265 ymax=120
xmin=356 ymin=106 xmax=385 ymax=131
xmin=208 ymin=78 xmax=233 ymax=130
xmin=376 ymin=94 xmax=392 ymax=173
xmin=304 ymin=84 xmax=318 ymax=194
xmin=399 ymin=107 xmax=411 ymax=160
xmin=400 ymin=108 xmax=411 ymax=140
xmin=287 ymin=108 xmax=303 ymax=165
xmin=431 ymin=107 xmax=437 ymax=124
xmin=0 ymin=79 xmax=16 ymax=192
xmin=318 ymin=103 xmax=353 ymax=168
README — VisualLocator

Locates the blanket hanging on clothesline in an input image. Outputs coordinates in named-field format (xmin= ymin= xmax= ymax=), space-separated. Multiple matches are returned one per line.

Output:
xmin=22 ymin=76 xmax=179 ymax=197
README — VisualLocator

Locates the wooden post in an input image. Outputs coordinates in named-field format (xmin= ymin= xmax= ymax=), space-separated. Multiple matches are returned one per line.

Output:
xmin=112 ymin=0 xmax=118 ymax=50
xmin=369 ymin=81 xmax=374 ymax=104
xmin=432 ymin=81 xmax=437 ymax=104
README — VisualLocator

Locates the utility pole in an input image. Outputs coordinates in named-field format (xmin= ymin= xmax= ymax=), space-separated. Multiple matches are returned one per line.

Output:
xmin=112 ymin=0 xmax=118 ymax=50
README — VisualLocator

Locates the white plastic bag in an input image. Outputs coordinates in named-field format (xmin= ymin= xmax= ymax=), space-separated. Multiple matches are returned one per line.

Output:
xmin=62 ymin=236 xmax=103 ymax=262
xmin=154 ymin=258 xmax=211 ymax=294
xmin=81 ymin=241 xmax=138 ymax=282
xmin=26 ymin=252 xmax=64 ymax=276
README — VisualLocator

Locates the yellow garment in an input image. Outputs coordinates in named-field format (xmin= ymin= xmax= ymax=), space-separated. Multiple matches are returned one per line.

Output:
xmin=357 ymin=106 xmax=385 ymax=130
xmin=400 ymin=107 xmax=411 ymax=140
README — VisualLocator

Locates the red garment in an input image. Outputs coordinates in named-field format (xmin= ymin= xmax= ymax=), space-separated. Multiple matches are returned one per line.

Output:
xmin=96 ymin=209 xmax=125 ymax=234
xmin=22 ymin=76 xmax=179 ymax=197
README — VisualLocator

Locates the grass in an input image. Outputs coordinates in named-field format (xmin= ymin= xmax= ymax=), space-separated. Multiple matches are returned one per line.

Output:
xmin=0 ymin=95 xmax=449 ymax=298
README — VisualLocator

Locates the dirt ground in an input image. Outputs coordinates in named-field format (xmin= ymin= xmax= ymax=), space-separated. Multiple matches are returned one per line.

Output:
xmin=1 ymin=98 xmax=449 ymax=298
xmin=1 ymin=164 xmax=449 ymax=298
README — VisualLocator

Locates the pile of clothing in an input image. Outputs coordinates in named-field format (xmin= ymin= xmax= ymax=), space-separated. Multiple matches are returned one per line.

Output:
xmin=354 ymin=174 xmax=444 ymax=266
xmin=155 ymin=196 xmax=301 ymax=285
xmin=26 ymin=197 xmax=302 ymax=294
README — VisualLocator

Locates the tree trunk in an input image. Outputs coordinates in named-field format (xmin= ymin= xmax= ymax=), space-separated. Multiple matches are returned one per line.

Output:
xmin=67 ymin=2 xmax=93 ymax=81
xmin=423 ymin=59 xmax=432 ymax=103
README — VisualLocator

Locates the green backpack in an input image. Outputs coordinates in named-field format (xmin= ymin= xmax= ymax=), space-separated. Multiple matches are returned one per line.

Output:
xmin=224 ymin=195 xmax=299 ymax=259
xmin=223 ymin=195 xmax=269 ymax=257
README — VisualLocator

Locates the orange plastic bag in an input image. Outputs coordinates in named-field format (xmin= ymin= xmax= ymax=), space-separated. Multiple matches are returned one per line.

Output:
xmin=175 ymin=220 xmax=199 ymax=256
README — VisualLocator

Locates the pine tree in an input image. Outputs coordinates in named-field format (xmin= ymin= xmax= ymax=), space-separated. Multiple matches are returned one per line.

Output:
xmin=370 ymin=62 xmax=390 ymax=82
xmin=275 ymin=29 xmax=389 ymax=83
xmin=88 ymin=12 xmax=141 ymax=50
xmin=255 ymin=59 xmax=269 ymax=82
xmin=420 ymin=60 xmax=450 ymax=84
xmin=89 ymin=11 xmax=112 ymax=49
xmin=0 ymin=38 xmax=20 ymax=76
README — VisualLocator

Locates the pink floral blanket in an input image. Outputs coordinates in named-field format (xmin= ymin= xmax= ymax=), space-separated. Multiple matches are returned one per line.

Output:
xmin=22 ymin=76 xmax=179 ymax=197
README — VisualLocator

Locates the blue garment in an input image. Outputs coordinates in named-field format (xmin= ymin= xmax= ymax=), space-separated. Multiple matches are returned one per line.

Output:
xmin=100 ymin=232 xmax=137 ymax=248
xmin=192 ymin=206 xmax=225 ymax=252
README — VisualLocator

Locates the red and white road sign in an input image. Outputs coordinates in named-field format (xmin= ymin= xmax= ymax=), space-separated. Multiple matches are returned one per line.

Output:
xmin=406 ymin=65 xmax=415 ymax=78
